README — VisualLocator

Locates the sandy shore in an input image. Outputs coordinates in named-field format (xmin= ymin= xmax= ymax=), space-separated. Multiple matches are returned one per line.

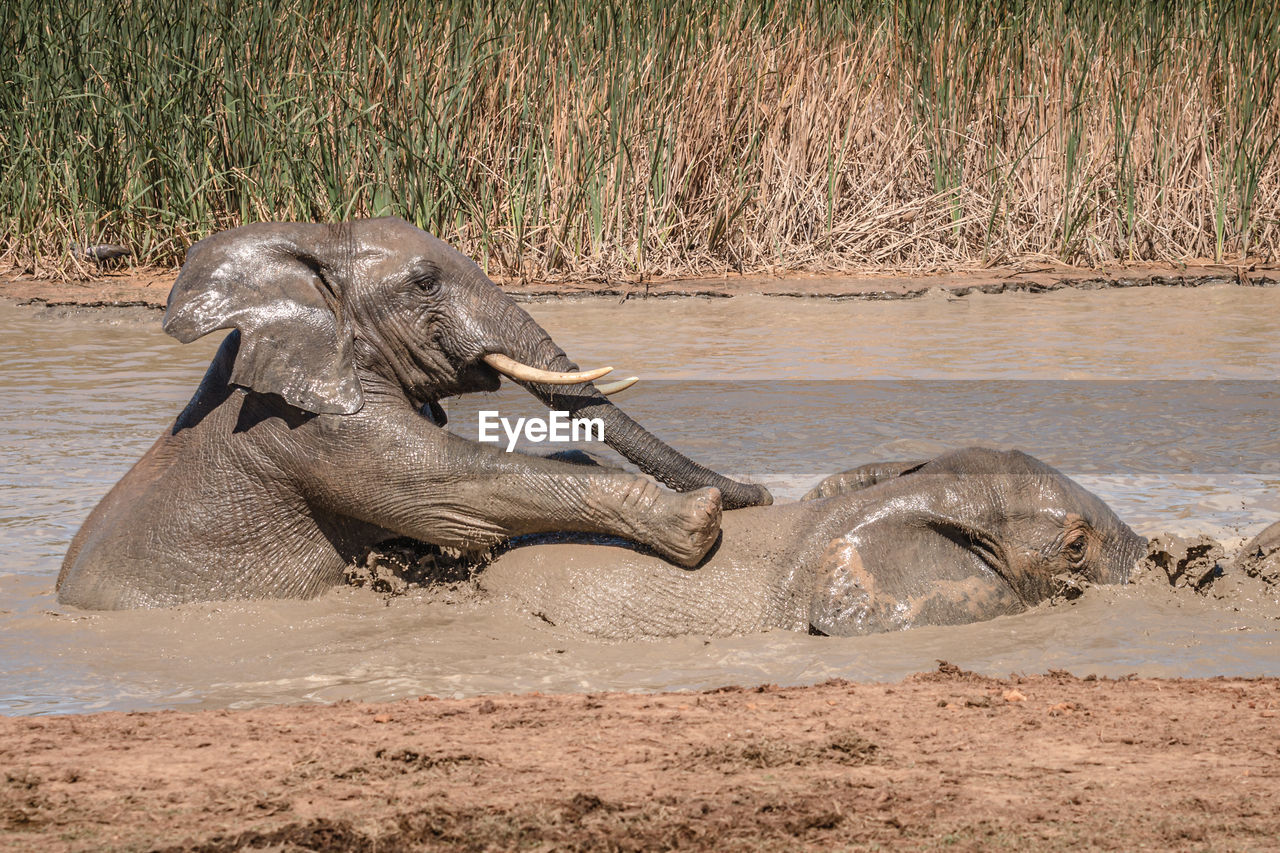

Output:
xmin=2 ymin=666 xmax=1277 ymax=851
xmin=2 ymin=262 xmax=1275 ymax=309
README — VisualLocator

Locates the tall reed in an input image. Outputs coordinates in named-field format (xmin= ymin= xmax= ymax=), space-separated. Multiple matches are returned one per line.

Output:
xmin=2 ymin=0 xmax=1276 ymax=278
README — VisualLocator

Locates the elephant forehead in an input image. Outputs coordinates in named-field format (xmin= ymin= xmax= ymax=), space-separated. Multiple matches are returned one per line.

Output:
xmin=1053 ymin=480 xmax=1127 ymax=528
xmin=352 ymin=219 xmax=467 ymax=263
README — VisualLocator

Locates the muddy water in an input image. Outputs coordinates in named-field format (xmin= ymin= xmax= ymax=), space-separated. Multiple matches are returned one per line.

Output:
xmin=2 ymin=286 xmax=1279 ymax=715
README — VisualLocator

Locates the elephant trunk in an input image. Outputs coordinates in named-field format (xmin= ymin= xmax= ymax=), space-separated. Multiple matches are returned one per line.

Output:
xmin=546 ymin=387 xmax=774 ymax=509
xmin=490 ymin=293 xmax=772 ymax=509
xmin=1099 ymin=523 xmax=1146 ymax=585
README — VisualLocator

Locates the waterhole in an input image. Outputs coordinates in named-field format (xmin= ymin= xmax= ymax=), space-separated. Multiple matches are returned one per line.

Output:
xmin=2 ymin=285 xmax=1278 ymax=714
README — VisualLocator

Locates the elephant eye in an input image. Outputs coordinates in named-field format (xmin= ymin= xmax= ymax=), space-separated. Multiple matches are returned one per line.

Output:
xmin=408 ymin=264 xmax=441 ymax=296
xmin=1063 ymin=533 xmax=1088 ymax=563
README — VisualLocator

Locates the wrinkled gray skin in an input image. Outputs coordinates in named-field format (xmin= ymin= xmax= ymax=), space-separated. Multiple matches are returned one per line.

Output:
xmin=57 ymin=218 xmax=771 ymax=610
xmin=478 ymin=448 xmax=1146 ymax=638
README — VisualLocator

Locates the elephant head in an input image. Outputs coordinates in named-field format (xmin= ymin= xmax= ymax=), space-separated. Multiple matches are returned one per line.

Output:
xmin=162 ymin=217 xmax=771 ymax=509
xmin=804 ymin=448 xmax=1146 ymax=636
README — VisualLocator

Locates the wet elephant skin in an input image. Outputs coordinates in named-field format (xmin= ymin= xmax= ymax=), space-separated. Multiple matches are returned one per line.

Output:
xmin=56 ymin=218 xmax=770 ymax=609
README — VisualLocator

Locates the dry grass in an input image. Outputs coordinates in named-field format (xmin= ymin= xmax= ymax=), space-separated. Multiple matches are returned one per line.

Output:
xmin=2 ymin=0 xmax=1277 ymax=279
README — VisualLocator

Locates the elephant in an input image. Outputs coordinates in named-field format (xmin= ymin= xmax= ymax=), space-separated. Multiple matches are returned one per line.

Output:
xmin=56 ymin=218 xmax=772 ymax=610
xmin=473 ymin=447 xmax=1147 ymax=638
xmin=1234 ymin=520 xmax=1280 ymax=585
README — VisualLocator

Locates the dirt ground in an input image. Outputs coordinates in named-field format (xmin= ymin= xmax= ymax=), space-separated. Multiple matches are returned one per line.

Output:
xmin=2 ymin=261 xmax=1275 ymax=308
xmin=3 ymin=665 xmax=1278 ymax=852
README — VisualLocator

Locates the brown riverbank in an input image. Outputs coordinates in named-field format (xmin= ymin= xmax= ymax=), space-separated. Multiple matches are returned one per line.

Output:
xmin=2 ymin=667 xmax=1277 ymax=851
xmin=2 ymin=262 xmax=1276 ymax=310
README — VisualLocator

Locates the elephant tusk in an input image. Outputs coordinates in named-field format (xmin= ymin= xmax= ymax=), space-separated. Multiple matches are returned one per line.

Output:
xmin=483 ymin=353 xmax=613 ymax=385
xmin=596 ymin=376 xmax=639 ymax=395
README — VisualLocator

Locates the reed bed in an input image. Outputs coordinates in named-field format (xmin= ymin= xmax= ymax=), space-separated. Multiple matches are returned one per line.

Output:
xmin=2 ymin=0 xmax=1277 ymax=279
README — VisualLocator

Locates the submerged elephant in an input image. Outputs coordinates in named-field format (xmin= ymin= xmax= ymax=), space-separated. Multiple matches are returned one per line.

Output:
xmin=476 ymin=448 xmax=1146 ymax=638
xmin=1234 ymin=520 xmax=1280 ymax=585
xmin=57 ymin=218 xmax=771 ymax=610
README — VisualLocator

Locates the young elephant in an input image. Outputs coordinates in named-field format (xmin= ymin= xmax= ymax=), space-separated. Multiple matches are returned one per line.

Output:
xmin=57 ymin=218 xmax=771 ymax=610
xmin=476 ymin=448 xmax=1147 ymax=638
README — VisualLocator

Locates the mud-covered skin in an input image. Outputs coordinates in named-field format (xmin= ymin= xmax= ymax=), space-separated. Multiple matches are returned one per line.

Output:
xmin=478 ymin=448 xmax=1146 ymax=638
xmin=804 ymin=451 xmax=1143 ymax=635
xmin=57 ymin=218 xmax=768 ymax=610
xmin=1234 ymin=520 xmax=1280 ymax=585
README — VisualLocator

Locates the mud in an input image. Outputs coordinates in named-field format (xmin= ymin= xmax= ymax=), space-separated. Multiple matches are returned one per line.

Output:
xmin=1124 ymin=532 xmax=1280 ymax=616
xmin=342 ymin=539 xmax=480 ymax=599
xmin=1135 ymin=533 xmax=1227 ymax=593
xmin=3 ymin=668 xmax=1279 ymax=851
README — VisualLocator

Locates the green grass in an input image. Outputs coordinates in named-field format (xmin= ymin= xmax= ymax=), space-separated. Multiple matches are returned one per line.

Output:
xmin=2 ymin=0 xmax=1277 ymax=278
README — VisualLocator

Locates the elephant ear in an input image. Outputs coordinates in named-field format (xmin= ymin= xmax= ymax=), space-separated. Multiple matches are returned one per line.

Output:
xmin=808 ymin=468 xmax=1024 ymax=636
xmin=162 ymin=223 xmax=363 ymax=415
